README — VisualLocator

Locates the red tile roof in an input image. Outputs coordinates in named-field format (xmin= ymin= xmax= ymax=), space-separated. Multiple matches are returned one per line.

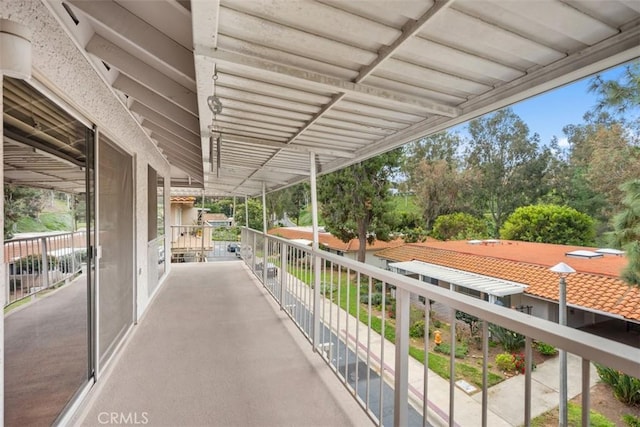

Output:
xmin=268 ymin=227 xmax=405 ymax=252
xmin=170 ymin=196 xmax=196 ymax=205
xmin=375 ymin=240 xmax=640 ymax=322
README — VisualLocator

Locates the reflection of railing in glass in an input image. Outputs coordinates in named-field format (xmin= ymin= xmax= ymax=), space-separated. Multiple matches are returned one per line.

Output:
xmin=4 ymin=231 xmax=87 ymax=307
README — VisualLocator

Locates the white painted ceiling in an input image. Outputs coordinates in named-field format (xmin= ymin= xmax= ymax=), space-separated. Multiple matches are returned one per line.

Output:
xmin=46 ymin=0 xmax=640 ymax=197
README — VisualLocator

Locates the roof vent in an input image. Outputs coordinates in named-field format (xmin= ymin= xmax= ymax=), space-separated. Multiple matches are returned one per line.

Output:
xmin=565 ymin=250 xmax=603 ymax=259
xmin=468 ymin=240 xmax=482 ymax=245
xmin=595 ymin=248 xmax=625 ymax=256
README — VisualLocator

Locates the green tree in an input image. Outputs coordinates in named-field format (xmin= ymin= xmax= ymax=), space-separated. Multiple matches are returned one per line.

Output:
xmin=4 ymin=184 xmax=46 ymax=239
xmin=318 ymin=150 xmax=401 ymax=263
xmin=500 ymin=204 xmax=595 ymax=245
xmin=402 ymin=132 xmax=476 ymax=229
xmin=589 ymin=61 xmax=640 ymax=114
xmin=609 ymin=179 xmax=640 ymax=286
xmin=465 ymin=109 xmax=551 ymax=236
xmin=235 ymin=198 xmax=264 ymax=231
xmin=431 ymin=212 xmax=488 ymax=241
xmin=285 ymin=183 xmax=309 ymax=226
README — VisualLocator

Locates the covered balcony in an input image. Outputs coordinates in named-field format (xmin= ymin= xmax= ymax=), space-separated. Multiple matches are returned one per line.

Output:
xmin=2 ymin=1 xmax=640 ymax=426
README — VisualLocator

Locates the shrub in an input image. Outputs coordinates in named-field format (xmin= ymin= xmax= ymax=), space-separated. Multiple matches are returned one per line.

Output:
xmin=360 ymin=292 xmax=382 ymax=306
xmin=490 ymin=324 xmax=525 ymax=352
xmin=434 ymin=342 xmax=468 ymax=358
xmin=623 ymin=414 xmax=640 ymax=427
xmin=596 ymin=364 xmax=640 ymax=406
xmin=535 ymin=341 xmax=557 ymax=356
xmin=499 ymin=204 xmax=595 ymax=246
xmin=513 ymin=353 xmax=536 ymax=374
xmin=495 ymin=353 xmax=516 ymax=372
xmin=410 ymin=320 xmax=426 ymax=338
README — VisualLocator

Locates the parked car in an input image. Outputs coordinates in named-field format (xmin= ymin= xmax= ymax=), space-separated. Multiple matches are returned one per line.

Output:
xmin=227 ymin=242 xmax=239 ymax=252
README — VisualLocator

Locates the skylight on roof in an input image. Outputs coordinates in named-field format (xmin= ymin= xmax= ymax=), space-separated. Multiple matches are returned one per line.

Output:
xmin=565 ymin=250 xmax=603 ymax=259
xmin=595 ymin=248 xmax=625 ymax=256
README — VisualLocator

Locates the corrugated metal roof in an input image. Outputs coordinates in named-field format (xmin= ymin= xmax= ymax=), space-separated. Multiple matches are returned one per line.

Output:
xmin=389 ymin=260 xmax=527 ymax=297
xmin=36 ymin=0 xmax=640 ymax=196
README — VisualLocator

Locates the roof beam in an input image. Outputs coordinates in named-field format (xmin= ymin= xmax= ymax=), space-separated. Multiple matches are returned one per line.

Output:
xmin=141 ymin=119 xmax=201 ymax=151
xmin=194 ymin=47 xmax=460 ymax=118
xmin=69 ymin=0 xmax=195 ymax=81
xmin=216 ymin=163 xmax=310 ymax=177
xmin=130 ymin=101 xmax=199 ymax=139
xmin=86 ymin=34 xmax=198 ymax=113
xmin=354 ymin=0 xmax=453 ymax=83
xmin=222 ymin=133 xmax=354 ymax=158
xmin=113 ymin=75 xmax=200 ymax=132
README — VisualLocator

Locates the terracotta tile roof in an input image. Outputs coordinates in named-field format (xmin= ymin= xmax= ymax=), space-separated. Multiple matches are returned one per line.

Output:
xmin=170 ymin=196 xmax=196 ymax=205
xmin=268 ymin=227 xmax=405 ymax=252
xmin=375 ymin=241 xmax=640 ymax=322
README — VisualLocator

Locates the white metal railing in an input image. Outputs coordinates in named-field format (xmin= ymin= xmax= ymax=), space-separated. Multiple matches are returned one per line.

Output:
xmin=4 ymin=231 xmax=87 ymax=307
xmin=170 ymin=225 xmax=239 ymax=262
xmin=241 ymin=228 xmax=640 ymax=427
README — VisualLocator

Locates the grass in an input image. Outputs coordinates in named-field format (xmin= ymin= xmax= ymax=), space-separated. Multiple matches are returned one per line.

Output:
xmin=390 ymin=194 xmax=421 ymax=216
xmin=286 ymin=264 xmax=502 ymax=388
xmin=3 ymin=297 xmax=33 ymax=314
xmin=531 ymin=402 xmax=615 ymax=427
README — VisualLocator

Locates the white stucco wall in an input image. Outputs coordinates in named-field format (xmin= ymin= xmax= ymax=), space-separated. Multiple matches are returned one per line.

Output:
xmin=342 ymin=250 xmax=388 ymax=269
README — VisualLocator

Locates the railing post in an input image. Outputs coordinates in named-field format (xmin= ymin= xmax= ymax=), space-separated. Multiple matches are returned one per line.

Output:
xmin=394 ymin=287 xmax=410 ymax=427
xmin=482 ymin=320 xmax=489 ymax=427
xmin=200 ymin=223 xmax=205 ymax=262
xmin=262 ymin=235 xmax=268 ymax=286
xmin=71 ymin=231 xmax=76 ymax=273
xmin=312 ymin=251 xmax=321 ymax=351
xmin=582 ymin=358 xmax=591 ymax=427
xmin=252 ymin=232 xmax=257 ymax=272
xmin=41 ymin=237 xmax=50 ymax=289
xmin=280 ymin=243 xmax=287 ymax=307
xmin=524 ymin=336 xmax=532 ymax=427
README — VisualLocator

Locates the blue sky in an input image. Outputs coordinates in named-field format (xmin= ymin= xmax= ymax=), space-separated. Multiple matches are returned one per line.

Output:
xmin=451 ymin=63 xmax=633 ymax=147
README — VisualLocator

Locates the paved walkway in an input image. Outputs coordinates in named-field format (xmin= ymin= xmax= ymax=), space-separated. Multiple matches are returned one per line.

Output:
xmin=73 ymin=262 xmax=372 ymax=427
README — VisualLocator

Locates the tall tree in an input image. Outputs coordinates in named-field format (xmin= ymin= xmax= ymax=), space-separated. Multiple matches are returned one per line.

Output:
xmin=465 ymin=108 xmax=551 ymax=236
xmin=589 ymin=61 xmax=640 ymax=115
xmin=4 ymin=185 xmax=46 ymax=239
xmin=234 ymin=199 xmax=264 ymax=231
xmin=318 ymin=150 xmax=401 ymax=263
xmin=610 ymin=179 xmax=640 ymax=286
xmin=285 ymin=183 xmax=309 ymax=226
xmin=402 ymin=132 xmax=475 ymax=230
xmin=559 ymin=113 xmax=640 ymax=229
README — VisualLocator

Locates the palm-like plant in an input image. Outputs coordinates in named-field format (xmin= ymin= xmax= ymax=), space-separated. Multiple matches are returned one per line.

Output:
xmin=610 ymin=179 xmax=640 ymax=285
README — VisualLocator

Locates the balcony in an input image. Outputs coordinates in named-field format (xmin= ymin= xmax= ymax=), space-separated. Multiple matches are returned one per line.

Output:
xmin=72 ymin=262 xmax=371 ymax=426
xmin=69 ymin=229 xmax=639 ymax=426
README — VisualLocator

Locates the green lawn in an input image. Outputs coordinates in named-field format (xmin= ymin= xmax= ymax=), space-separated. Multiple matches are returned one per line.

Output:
xmin=531 ymin=402 xmax=615 ymax=427
xmin=286 ymin=264 xmax=502 ymax=387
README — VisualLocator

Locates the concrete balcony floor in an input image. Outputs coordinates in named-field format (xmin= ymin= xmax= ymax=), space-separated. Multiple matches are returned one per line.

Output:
xmin=74 ymin=262 xmax=372 ymax=426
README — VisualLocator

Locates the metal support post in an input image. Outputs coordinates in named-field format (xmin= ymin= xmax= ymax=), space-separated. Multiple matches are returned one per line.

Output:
xmin=309 ymin=152 xmax=321 ymax=351
xmin=394 ymin=288 xmax=410 ymax=427
xmin=559 ymin=276 xmax=568 ymax=427
xmin=41 ymin=237 xmax=50 ymax=289
xmin=582 ymin=359 xmax=591 ymax=427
